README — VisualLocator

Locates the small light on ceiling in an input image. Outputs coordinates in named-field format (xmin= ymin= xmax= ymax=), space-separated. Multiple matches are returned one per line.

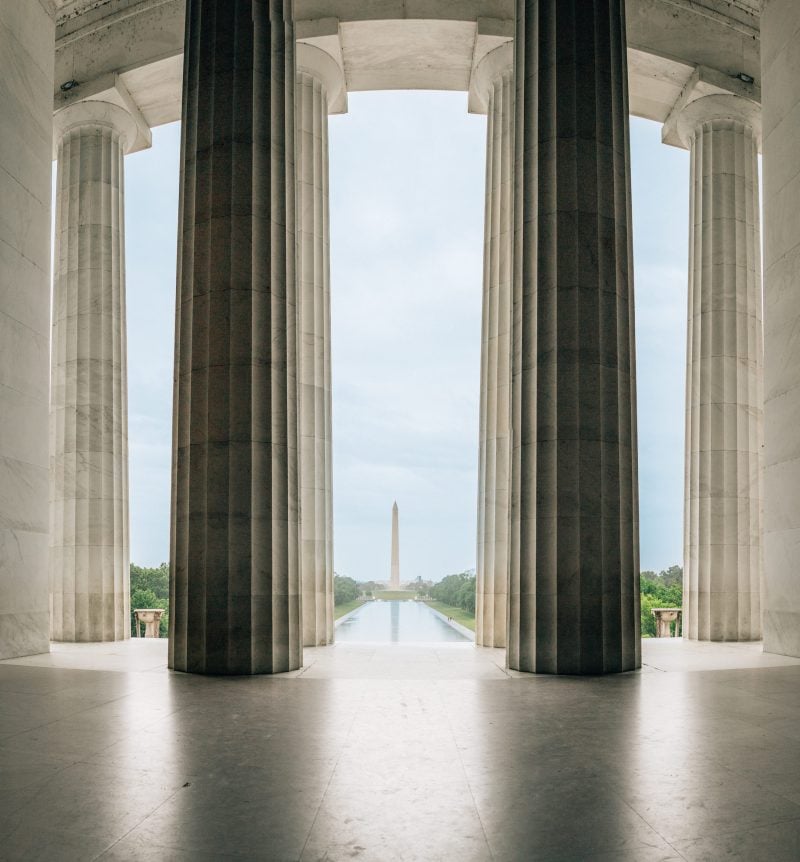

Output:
xmin=60 ymin=79 xmax=79 ymax=92
xmin=736 ymin=72 xmax=755 ymax=84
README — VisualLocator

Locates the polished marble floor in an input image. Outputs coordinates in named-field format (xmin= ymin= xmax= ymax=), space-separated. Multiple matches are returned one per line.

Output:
xmin=1 ymin=640 xmax=800 ymax=860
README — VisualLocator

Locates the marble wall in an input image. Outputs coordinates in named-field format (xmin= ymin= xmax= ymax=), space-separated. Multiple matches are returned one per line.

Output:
xmin=0 ymin=1 xmax=54 ymax=659
xmin=762 ymin=0 xmax=800 ymax=658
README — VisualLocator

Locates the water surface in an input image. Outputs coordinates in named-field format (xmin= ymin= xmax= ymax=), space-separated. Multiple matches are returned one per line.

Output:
xmin=336 ymin=600 xmax=470 ymax=643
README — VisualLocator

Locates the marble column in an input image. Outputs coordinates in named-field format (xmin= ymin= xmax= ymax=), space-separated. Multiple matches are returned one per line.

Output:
xmin=673 ymin=95 xmax=763 ymax=642
xmin=296 ymin=44 xmax=344 ymax=647
xmin=762 ymin=0 xmax=800 ymax=657
xmin=170 ymin=0 xmax=301 ymax=674
xmin=50 ymin=101 xmax=138 ymax=642
xmin=508 ymin=0 xmax=640 ymax=674
xmin=0 ymin=1 xmax=54 ymax=659
xmin=473 ymin=44 xmax=513 ymax=649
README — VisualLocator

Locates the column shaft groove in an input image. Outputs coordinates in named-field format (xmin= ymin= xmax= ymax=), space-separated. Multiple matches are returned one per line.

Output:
xmin=297 ymin=70 xmax=334 ymax=647
xmin=683 ymin=114 xmax=763 ymax=641
xmin=476 ymin=67 xmax=513 ymax=649
xmin=508 ymin=0 xmax=640 ymax=674
xmin=169 ymin=0 xmax=301 ymax=674
xmin=50 ymin=115 xmax=131 ymax=643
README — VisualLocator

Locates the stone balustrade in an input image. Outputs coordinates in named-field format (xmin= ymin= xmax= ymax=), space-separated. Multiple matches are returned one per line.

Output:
xmin=133 ymin=609 xmax=163 ymax=639
xmin=651 ymin=608 xmax=682 ymax=638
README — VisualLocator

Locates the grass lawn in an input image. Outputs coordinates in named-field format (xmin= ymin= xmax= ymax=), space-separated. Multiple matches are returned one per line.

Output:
xmin=426 ymin=601 xmax=476 ymax=632
xmin=334 ymin=599 xmax=364 ymax=620
xmin=374 ymin=590 xmax=417 ymax=600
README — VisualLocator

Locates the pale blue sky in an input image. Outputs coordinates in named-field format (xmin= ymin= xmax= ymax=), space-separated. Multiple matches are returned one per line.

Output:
xmin=123 ymin=92 xmax=690 ymax=581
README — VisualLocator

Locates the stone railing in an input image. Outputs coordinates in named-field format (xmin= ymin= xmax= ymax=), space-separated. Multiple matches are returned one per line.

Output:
xmin=651 ymin=608 xmax=682 ymax=638
xmin=133 ymin=609 xmax=164 ymax=638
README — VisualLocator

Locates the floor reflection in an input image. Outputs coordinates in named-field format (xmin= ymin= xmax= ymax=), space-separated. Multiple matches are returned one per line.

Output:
xmin=1 ymin=641 xmax=800 ymax=860
xmin=336 ymin=599 xmax=470 ymax=643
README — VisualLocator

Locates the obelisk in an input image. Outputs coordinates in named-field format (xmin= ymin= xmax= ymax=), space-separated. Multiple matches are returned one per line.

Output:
xmin=390 ymin=502 xmax=400 ymax=590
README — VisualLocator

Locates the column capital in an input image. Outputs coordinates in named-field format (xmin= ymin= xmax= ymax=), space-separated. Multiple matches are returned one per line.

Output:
xmin=469 ymin=42 xmax=513 ymax=116
xmin=297 ymin=43 xmax=347 ymax=115
xmin=53 ymin=99 xmax=141 ymax=156
xmin=666 ymin=93 xmax=762 ymax=150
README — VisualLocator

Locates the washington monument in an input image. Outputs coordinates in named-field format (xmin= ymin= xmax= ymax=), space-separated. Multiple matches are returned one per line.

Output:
xmin=390 ymin=502 xmax=400 ymax=590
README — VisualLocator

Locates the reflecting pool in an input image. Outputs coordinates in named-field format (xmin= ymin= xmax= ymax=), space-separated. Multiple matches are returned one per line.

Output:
xmin=336 ymin=600 xmax=471 ymax=643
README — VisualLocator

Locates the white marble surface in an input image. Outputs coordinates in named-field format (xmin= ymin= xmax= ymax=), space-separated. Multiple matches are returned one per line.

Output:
xmin=296 ymin=61 xmax=337 ymax=648
xmin=474 ymin=45 xmax=512 ymax=649
xmin=762 ymin=0 xmax=800 ymax=658
xmin=8 ymin=636 xmax=800 ymax=676
xmin=50 ymin=100 xmax=133 ymax=642
xmin=676 ymin=95 xmax=763 ymax=642
xmin=51 ymin=0 xmax=761 ymax=138
xmin=0 ymin=0 xmax=54 ymax=660
xmin=3 ymin=641 xmax=800 ymax=858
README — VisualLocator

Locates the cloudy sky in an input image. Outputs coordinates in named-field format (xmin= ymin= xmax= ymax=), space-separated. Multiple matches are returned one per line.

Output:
xmin=123 ymin=91 xmax=689 ymax=582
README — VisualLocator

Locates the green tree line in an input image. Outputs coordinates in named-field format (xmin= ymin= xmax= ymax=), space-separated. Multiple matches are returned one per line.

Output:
xmin=430 ymin=570 xmax=476 ymax=614
xmin=640 ymin=565 xmax=682 ymax=637
xmin=136 ymin=563 xmax=681 ymax=640
xmin=130 ymin=562 xmax=169 ymax=637
xmin=334 ymin=574 xmax=359 ymax=605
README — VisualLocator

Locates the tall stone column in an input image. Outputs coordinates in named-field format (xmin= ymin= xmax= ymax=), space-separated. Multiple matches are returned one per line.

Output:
xmin=762 ymin=0 xmax=800 ymax=657
xmin=296 ymin=45 xmax=344 ymax=647
xmin=50 ymin=101 xmax=139 ymax=642
xmin=473 ymin=44 xmax=513 ymax=649
xmin=0 ymin=1 xmax=54 ymax=659
xmin=673 ymin=95 xmax=763 ymax=641
xmin=170 ymin=0 xmax=300 ymax=674
xmin=508 ymin=0 xmax=640 ymax=674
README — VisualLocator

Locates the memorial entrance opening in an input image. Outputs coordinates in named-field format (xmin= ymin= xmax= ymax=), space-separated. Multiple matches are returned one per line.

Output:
xmin=8 ymin=3 xmax=800 ymax=859
xmin=1 ymin=0 xmax=794 ymax=676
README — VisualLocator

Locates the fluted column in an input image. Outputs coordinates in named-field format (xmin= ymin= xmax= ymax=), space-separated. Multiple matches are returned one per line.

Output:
xmin=170 ymin=0 xmax=300 ymax=674
xmin=508 ymin=0 xmax=640 ymax=674
xmin=675 ymin=95 xmax=763 ymax=641
xmin=762 ymin=0 xmax=800 ymax=658
xmin=473 ymin=44 xmax=513 ymax=649
xmin=0 ymin=1 xmax=54 ymax=659
xmin=50 ymin=101 xmax=139 ymax=642
xmin=296 ymin=45 xmax=345 ymax=647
